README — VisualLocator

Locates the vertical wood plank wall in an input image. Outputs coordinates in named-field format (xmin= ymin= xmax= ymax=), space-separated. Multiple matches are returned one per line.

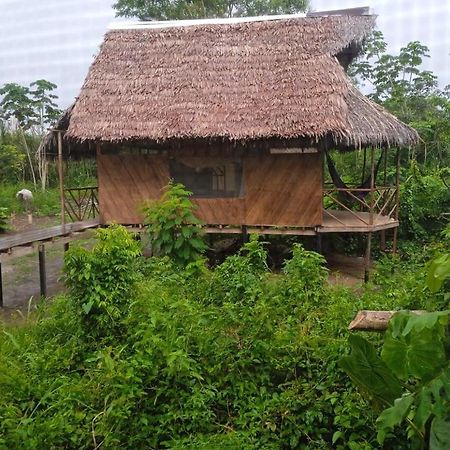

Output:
xmin=245 ymin=153 xmax=322 ymax=226
xmin=97 ymin=151 xmax=322 ymax=226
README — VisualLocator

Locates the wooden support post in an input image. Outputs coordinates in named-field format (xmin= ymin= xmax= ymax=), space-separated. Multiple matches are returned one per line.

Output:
xmin=38 ymin=244 xmax=47 ymax=298
xmin=57 ymin=131 xmax=65 ymax=227
xmin=380 ymin=230 xmax=386 ymax=252
xmin=241 ymin=225 xmax=248 ymax=244
xmin=364 ymin=232 xmax=372 ymax=283
xmin=392 ymin=148 xmax=401 ymax=255
xmin=369 ymin=147 xmax=375 ymax=225
xmin=316 ymin=234 xmax=322 ymax=254
xmin=0 ymin=260 xmax=3 ymax=308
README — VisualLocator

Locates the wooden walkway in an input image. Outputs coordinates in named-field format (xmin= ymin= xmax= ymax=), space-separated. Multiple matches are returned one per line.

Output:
xmin=0 ymin=219 xmax=100 ymax=254
xmin=0 ymin=219 xmax=100 ymax=307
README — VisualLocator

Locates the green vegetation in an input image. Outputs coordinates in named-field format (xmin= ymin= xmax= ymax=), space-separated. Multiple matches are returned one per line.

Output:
xmin=143 ymin=182 xmax=208 ymax=266
xmin=0 ymin=223 xmax=448 ymax=449
xmin=113 ymin=0 xmax=309 ymax=21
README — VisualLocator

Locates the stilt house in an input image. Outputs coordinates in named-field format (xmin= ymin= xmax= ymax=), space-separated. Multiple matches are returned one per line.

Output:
xmin=49 ymin=10 xmax=418 ymax=248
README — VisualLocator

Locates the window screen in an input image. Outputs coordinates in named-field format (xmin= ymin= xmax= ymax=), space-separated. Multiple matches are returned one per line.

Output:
xmin=169 ymin=158 xmax=243 ymax=198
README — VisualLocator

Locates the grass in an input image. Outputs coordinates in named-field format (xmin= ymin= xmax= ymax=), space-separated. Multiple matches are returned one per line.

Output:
xmin=0 ymin=183 xmax=60 ymax=216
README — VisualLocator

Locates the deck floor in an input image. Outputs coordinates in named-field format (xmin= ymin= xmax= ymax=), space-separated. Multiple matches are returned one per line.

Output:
xmin=320 ymin=210 xmax=398 ymax=233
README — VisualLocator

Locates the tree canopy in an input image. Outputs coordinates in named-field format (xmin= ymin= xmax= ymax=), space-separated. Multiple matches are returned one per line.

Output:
xmin=350 ymin=31 xmax=450 ymax=165
xmin=113 ymin=0 xmax=309 ymax=21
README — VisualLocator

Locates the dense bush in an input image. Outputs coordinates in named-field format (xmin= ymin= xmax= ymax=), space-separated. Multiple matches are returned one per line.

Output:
xmin=399 ymin=164 xmax=450 ymax=240
xmin=1 ymin=224 xmax=446 ymax=448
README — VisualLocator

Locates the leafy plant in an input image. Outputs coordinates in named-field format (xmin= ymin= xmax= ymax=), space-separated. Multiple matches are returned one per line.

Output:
xmin=64 ymin=224 xmax=141 ymax=337
xmin=143 ymin=182 xmax=207 ymax=267
xmin=0 ymin=207 xmax=9 ymax=233
xmin=340 ymin=311 xmax=450 ymax=449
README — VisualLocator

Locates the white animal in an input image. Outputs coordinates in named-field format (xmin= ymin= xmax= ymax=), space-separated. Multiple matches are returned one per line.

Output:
xmin=16 ymin=189 xmax=33 ymax=202
xmin=16 ymin=189 xmax=33 ymax=212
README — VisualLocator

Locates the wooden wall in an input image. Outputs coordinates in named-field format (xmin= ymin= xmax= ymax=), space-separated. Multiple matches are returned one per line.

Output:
xmin=97 ymin=150 xmax=322 ymax=227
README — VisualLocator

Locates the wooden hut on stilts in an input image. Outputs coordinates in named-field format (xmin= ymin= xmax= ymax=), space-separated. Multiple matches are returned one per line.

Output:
xmin=45 ymin=9 xmax=419 ymax=279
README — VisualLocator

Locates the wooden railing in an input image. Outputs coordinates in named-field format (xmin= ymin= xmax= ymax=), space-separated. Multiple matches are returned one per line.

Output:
xmin=323 ymin=184 xmax=399 ymax=226
xmin=64 ymin=186 xmax=99 ymax=222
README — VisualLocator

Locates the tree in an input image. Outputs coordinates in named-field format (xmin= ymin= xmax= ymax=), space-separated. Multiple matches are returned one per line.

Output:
xmin=113 ymin=0 xmax=308 ymax=21
xmin=0 ymin=80 xmax=62 ymax=188
xmin=349 ymin=31 xmax=450 ymax=165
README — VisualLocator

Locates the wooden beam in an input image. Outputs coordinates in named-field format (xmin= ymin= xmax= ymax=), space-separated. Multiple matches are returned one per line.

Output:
xmin=349 ymin=310 xmax=426 ymax=331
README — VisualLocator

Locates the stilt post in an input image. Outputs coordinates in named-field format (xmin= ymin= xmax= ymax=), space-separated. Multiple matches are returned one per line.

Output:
xmin=369 ymin=147 xmax=375 ymax=225
xmin=364 ymin=232 xmax=372 ymax=283
xmin=38 ymin=244 xmax=47 ymax=298
xmin=393 ymin=148 xmax=401 ymax=254
xmin=241 ymin=225 xmax=249 ymax=245
xmin=316 ymin=234 xmax=323 ymax=254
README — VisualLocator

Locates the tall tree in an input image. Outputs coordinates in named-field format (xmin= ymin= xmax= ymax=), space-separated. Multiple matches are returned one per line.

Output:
xmin=350 ymin=31 xmax=450 ymax=165
xmin=0 ymin=80 xmax=62 ymax=188
xmin=113 ymin=0 xmax=308 ymax=21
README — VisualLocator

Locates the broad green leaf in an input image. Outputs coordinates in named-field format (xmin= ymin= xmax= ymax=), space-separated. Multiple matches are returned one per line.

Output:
xmin=414 ymin=386 xmax=433 ymax=432
xmin=382 ymin=314 xmax=447 ymax=382
xmin=430 ymin=415 xmax=450 ymax=450
xmin=376 ymin=394 xmax=414 ymax=445
xmin=402 ymin=311 xmax=449 ymax=336
xmin=339 ymin=334 xmax=402 ymax=405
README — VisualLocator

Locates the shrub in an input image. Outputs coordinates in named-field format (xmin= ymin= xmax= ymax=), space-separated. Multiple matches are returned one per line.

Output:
xmin=64 ymin=224 xmax=141 ymax=338
xmin=1 ymin=231 xmax=447 ymax=448
xmin=143 ymin=182 xmax=207 ymax=267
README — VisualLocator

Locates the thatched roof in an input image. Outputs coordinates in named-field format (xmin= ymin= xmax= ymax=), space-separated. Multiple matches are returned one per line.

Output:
xmin=62 ymin=14 xmax=418 ymax=149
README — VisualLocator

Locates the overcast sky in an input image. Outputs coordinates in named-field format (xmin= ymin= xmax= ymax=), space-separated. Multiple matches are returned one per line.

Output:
xmin=0 ymin=0 xmax=449 ymax=108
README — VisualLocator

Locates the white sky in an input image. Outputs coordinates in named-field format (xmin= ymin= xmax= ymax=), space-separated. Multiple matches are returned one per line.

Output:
xmin=0 ymin=0 xmax=449 ymax=108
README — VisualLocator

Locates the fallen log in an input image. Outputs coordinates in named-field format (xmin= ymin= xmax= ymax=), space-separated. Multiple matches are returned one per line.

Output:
xmin=348 ymin=310 xmax=426 ymax=331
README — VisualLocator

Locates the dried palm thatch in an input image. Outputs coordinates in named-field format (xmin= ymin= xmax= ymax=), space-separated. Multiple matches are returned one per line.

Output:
xmin=64 ymin=15 xmax=418 ymax=149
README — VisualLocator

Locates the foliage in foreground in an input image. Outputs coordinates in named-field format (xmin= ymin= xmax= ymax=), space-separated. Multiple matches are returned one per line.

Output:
xmin=340 ymin=311 xmax=450 ymax=449
xmin=0 ymin=225 xmax=447 ymax=449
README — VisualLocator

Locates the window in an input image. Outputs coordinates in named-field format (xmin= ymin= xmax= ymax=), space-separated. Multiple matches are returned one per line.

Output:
xmin=169 ymin=158 xmax=243 ymax=198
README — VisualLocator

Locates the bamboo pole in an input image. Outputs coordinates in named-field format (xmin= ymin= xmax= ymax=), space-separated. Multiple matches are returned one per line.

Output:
xmin=57 ymin=131 xmax=65 ymax=227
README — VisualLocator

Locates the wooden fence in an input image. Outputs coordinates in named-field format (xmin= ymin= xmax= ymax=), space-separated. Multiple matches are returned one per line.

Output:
xmin=64 ymin=186 xmax=99 ymax=222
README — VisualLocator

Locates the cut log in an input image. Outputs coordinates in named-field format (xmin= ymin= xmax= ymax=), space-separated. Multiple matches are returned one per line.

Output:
xmin=348 ymin=310 xmax=426 ymax=331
